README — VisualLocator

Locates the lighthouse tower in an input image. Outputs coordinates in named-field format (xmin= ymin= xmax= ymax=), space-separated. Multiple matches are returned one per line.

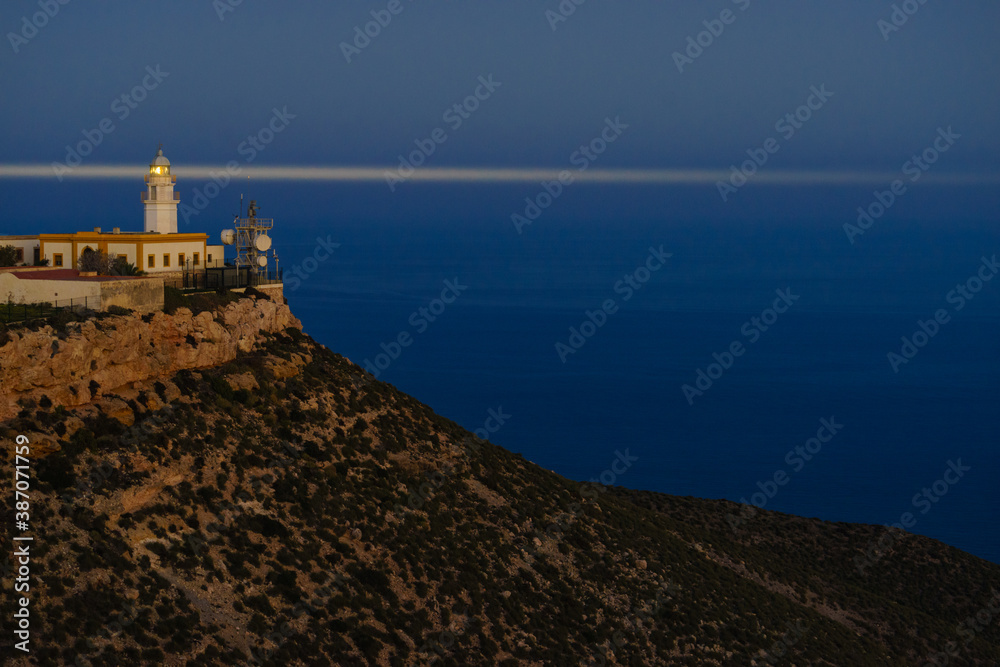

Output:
xmin=143 ymin=146 xmax=178 ymax=234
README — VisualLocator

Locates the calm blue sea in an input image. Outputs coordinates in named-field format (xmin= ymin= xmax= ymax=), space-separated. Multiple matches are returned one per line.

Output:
xmin=267 ymin=185 xmax=1000 ymax=565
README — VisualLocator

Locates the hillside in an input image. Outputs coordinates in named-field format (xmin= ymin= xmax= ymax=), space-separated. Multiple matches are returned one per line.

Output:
xmin=1 ymin=302 xmax=999 ymax=665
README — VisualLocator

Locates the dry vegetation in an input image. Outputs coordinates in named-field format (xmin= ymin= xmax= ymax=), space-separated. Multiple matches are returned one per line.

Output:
xmin=1 ymin=326 xmax=998 ymax=665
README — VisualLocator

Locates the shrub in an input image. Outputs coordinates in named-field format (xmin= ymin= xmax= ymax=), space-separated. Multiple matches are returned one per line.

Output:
xmin=163 ymin=287 xmax=187 ymax=315
xmin=243 ymin=286 xmax=271 ymax=301
xmin=141 ymin=648 xmax=165 ymax=662
xmin=0 ymin=245 xmax=21 ymax=266
xmin=78 ymin=248 xmax=117 ymax=275
xmin=248 ymin=613 xmax=268 ymax=633
xmin=111 ymin=258 xmax=142 ymax=276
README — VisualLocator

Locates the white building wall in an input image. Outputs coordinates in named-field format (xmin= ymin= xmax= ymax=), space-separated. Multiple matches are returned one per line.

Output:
xmin=206 ymin=245 xmax=225 ymax=267
xmin=0 ymin=272 xmax=101 ymax=305
xmin=0 ymin=237 xmax=40 ymax=265
xmin=0 ymin=272 xmax=164 ymax=312
xmin=144 ymin=204 xmax=177 ymax=235
xmin=43 ymin=242 xmax=74 ymax=267
xmin=141 ymin=240 xmax=206 ymax=272
xmin=143 ymin=173 xmax=178 ymax=234
xmin=107 ymin=243 xmax=137 ymax=265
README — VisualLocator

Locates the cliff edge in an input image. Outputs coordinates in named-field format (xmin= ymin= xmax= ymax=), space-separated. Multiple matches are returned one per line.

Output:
xmin=1 ymin=307 xmax=998 ymax=665
xmin=0 ymin=294 xmax=300 ymax=422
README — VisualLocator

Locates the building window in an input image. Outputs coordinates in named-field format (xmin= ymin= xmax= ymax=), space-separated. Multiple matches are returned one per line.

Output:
xmin=148 ymin=254 xmax=155 ymax=268
xmin=163 ymin=254 xmax=170 ymax=267
xmin=15 ymin=248 xmax=24 ymax=263
xmin=178 ymin=253 xmax=185 ymax=267
xmin=118 ymin=254 xmax=127 ymax=262
xmin=193 ymin=252 xmax=200 ymax=266
xmin=207 ymin=253 xmax=213 ymax=264
xmin=53 ymin=253 xmax=63 ymax=267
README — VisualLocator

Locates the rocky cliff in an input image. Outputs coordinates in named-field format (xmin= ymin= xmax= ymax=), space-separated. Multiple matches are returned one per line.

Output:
xmin=2 ymin=329 xmax=999 ymax=665
xmin=0 ymin=294 xmax=300 ymax=422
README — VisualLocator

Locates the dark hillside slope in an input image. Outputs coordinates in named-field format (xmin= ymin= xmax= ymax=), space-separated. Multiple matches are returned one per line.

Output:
xmin=2 ymin=328 xmax=998 ymax=666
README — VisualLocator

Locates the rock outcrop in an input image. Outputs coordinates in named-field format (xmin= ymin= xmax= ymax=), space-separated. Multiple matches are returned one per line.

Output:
xmin=0 ymin=295 xmax=300 ymax=420
xmin=3 ymin=331 xmax=999 ymax=665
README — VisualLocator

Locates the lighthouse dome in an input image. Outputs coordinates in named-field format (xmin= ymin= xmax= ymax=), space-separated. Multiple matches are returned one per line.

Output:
xmin=151 ymin=147 xmax=170 ymax=167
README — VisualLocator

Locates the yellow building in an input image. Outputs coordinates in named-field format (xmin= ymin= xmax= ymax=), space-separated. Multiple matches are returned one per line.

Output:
xmin=27 ymin=147 xmax=224 ymax=272
xmin=38 ymin=230 xmax=215 ymax=272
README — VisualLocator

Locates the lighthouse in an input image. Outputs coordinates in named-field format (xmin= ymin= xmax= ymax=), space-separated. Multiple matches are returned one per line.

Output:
xmin=142 ymin=146 xmax=178 ymax=234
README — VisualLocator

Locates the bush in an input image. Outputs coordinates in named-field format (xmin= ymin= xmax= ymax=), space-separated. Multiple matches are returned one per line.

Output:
xmin=247 ymin=613 xmax=268 ymax=633
xmin=141 ymin=648 xmax=165 ymax=662
xmin=111 ymin=258 xmax=142 ymax=276
xmin=163 ymin=287 xmax=187 ymax=315
xmin=185 ymin=290 xmax=244 ymax=314
xmin=78 ymin=248 xmax=115 ymax=274
xmin=36 ymin=455 xmax=76 ymax=491
xmin=243 ymin=286 xmax=271 ymax=301
xmin=0 ymin=245 xmax=20 ymax=267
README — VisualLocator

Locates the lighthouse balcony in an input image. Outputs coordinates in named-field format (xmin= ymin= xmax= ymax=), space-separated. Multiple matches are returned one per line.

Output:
xmin=141 ymin=192 xmax=181 ymax=202
xmin=144 ymin=174 xmax=177 ymax=184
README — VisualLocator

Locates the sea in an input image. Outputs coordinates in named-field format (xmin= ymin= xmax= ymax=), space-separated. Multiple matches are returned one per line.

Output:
xmin=15 ymin=179 xmax=1000 ymax=564
xmin=284 ymin=183 xmax=1000 ymax=566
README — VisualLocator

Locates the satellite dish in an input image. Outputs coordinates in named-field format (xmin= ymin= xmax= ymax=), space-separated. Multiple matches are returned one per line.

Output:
xmin=256 ymin=256 xmax=268 ymax=267
xmin=254 ymin=234 xmax=272 ymax=252
xmin=221 ymin=229 xmax=236 ymax=245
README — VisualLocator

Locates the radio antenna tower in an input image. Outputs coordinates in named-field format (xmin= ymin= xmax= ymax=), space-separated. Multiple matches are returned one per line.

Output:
xmin=221 ymin=197 xmax=274 ymax=282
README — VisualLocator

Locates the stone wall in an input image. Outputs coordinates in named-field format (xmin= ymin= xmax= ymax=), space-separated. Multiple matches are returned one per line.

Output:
xmin=0 ymin=295 xmax=301 ymax=421
xmin=100 ymin=277 xmax=164 ymax=313
xmin=0 ymin=271 xmax=164 ymax=314
xmin=234 ymin=283 xmax=284 ymax=301
xmin=0 ymin=272 xmax=101 ymax=307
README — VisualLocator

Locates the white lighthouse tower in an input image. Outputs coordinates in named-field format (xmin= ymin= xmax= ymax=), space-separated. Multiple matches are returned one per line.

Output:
xmin=142 ymin=146 xmax=178 ymax=234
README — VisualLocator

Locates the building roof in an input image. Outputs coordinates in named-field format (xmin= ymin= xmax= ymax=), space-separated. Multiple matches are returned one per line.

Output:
xmin=151 ymin=148 xmax=170 ymax=167
xmin=9 ymin=269 xmax=139 ymax=282
xmin=38 ymin=231 xmax=207 ymax=241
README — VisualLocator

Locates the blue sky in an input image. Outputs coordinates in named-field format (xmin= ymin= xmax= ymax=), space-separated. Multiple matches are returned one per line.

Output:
xmin=1 ymin=1 xmax=998 ymax=230
xmin=3 ymin=2 xmax=998 ymax=168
